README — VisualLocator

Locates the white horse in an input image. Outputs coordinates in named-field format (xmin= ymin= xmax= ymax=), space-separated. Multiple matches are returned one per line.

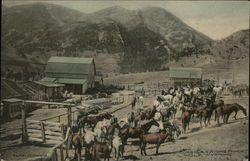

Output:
xmin=94 ymin=127 xmax=107 ymax=142
xmin=193 ymin=87 xmax=200 ymax=96
xmin=153 ymin=99 xmax=160 ymax=108
xmin=163 ymin=94 xmax=173 ymax=104
xmin=136 ymin=96 xmax=144 ymax=109
xmin=184 ymin=88 xmax=193 ymax=96
xmin=213 ymin=86 xmax=223 ymax=98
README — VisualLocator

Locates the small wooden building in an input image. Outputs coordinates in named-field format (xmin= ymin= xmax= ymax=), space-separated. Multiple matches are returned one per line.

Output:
xmin=169 ymin=67 xmax=202 ymax=86
xmin=1 ymin=79 xmax=30 ymax=121
xmin=36 ymin=56 xmax=96 ymax=94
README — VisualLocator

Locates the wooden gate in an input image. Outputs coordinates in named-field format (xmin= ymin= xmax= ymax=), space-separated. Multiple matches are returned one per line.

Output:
xmin=25 ymin=119 xmax=65 ymax=145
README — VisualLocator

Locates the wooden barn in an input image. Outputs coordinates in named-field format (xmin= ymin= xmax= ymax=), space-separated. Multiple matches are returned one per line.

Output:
xmin=36 ymin=57 xmax=96 ymax=94
xmin=169 ymin=67 xmax=202 ymax=86
xmin=1 ymin=79 xmax=30 ymax=120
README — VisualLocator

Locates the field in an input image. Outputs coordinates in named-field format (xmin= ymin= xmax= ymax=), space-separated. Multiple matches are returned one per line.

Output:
xmin=103 ymin=57 xmax=249 ymax=86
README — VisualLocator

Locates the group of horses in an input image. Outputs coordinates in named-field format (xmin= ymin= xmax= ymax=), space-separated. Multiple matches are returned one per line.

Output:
xmin=70 ymin=103 xmax=180 ymax=160
xmin=149 ymin=84 xmax=248 ymax=134
xmin=68 ymin=82 xmax=247 ymax=161
xmin=228 ymin=84 xmax=249 ymax=98
xmin=129 ymin=84 xmax=247 ymax=135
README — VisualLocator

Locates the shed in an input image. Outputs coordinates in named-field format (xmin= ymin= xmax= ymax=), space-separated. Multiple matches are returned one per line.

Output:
xmin=169 ymin=67 xmax=202 ymax=86
xmin=1 ymin=79 xmax=30 ymax=120
xmin=36 ymin=56 xmax=96 ymax=94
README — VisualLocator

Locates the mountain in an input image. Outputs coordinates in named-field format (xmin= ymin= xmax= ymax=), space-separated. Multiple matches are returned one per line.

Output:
xmin=210 ymin=29 xmax=249 ymax=60
xmin=2 ymin=3 xmax=85 ymax=33
xmin=85 ymin=6 xmax=212 ymax=52
xmin=2 ymin=3 xmax=218 ymax=75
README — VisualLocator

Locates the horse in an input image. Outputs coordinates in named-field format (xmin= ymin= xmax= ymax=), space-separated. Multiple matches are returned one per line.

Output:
xmin=105 ymin=122 xmax=121 ymax=137
xmin=145 ymin=106 xmax=157 ymax=120
xmin=112 ymin=135 xmax=124 ymax=160
xmin=76 ymin=107 xmax=99 ymax=125
xmin=195 ymin=98 xmax=216 ymax=128
xmin=92 ymin=140 xmax=113 ymax=161
xmin=139 ymin=129 xmax=169 ymax=155
xmin=160 ymin=106 xmax=174 ymax=121
xmin=71 ymin=134 xmax=82 ymax=160
xmin=162 ymin=94 xmax=173 ymax=104
xmin=131 ymin=96 xmax=137 ymax=110
xmin=127 ymin=112 xmax=135 ymax=127
xmin=134 ymin=110 xmax=146 ymax=127
xmin=215 ymin=103 xmax=247 ymax=125
xmin=82 ymin=129 xmax=96 ymax=159
xmin=79 ymin=112 xmax=112 ymax=132
xmin=180 ymin=107 xmax=194 ymax=133
xmin=119 ymin=119 xmax=159 ymax=144
xmin=213 ymin=86 xmax=223 ymax=98
xmin=137 ymin=96 xmax=144 ymax=109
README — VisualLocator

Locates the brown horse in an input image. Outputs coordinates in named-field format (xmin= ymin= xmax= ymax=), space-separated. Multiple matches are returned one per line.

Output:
xmin=134 ymin=111 xmax=146 ymax=127
xmin=92 ymin=141 xmax=113 ymax=161
xmin=105 ymin=122 xmax=121 ymax=137
xmin=145 ymin=106 xmax=157 ymax=120
xmin=71 ymin=134 xmax=82 ymax=160
xmin=197 ymin=99 xmax=224 ymax=128
xmin=139 ymin=129 xmax=169 ymax=155
xmin=79 ymin=112 xmax=113 ymax=131
xmin=119 ymin=119 xmax=159 ymax=144
xmin=215 ymin=103 xmax=247 ymax=125
xmin=181 ymin=107 xmax=194 ymax=133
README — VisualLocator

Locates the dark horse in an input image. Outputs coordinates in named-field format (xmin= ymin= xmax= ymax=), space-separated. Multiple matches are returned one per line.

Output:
xmin=131 ymin=96 xmax=137 ymax=110
xmin=215 ymin=103 xmax=247 ymax=125
xmin=198 ymin=99 xmax=224 ymax=128
xmin=78 ymin=112 xmax=113 ymax=131
xmin=119 ymin=119 xmax=159 ymax=144
xmin=139 ymin=129 xmax=169 ymax=156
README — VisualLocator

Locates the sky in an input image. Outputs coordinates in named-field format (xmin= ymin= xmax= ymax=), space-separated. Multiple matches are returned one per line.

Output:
xmin=3 ymin=1 xmax=249 ymax=40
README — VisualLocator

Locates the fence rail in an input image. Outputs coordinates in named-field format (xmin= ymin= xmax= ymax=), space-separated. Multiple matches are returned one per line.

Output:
xmin=26 ymin=119 xmax=64 ymax=145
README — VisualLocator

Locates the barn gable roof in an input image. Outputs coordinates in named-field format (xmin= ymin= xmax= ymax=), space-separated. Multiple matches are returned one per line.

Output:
xmin=45 ymin=57 xmax=96 ymax=76
xmin=1 ymin=79 xmax=29 ymax=99
xmin=169 ymin=67 xmax=202 ymax=79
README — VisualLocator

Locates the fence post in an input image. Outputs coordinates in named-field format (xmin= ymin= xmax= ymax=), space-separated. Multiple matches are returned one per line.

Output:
xmin=40 ymin=121 xmax=46 ymax=143
xmin=54 ymin=149 xmax=58 ymax=161
xmin=60 ymin=145 xmax=64 ymax=161
xmin=61 ymin=124 xmax=65 ymax=139
xmin=67 ymin=105 xmax=72 ymax=127
xmin=21 ymin=101 xmax=27 ymax=143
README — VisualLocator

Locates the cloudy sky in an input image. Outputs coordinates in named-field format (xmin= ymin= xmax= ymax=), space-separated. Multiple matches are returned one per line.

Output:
xmin=3 ymin=1 xmax=249 ymax=40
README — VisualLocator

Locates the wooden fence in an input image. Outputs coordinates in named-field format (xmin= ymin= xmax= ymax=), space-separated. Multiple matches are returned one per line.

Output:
xmin=26 ymin=119 xmax=65 ymax=145
xmin=46 ymin=127 xmax=71 ymax=161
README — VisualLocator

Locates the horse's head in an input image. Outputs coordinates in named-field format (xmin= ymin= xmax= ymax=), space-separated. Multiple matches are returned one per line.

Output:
xmin=238 ymin=104 xmax=247 ymax=116
xmin=187 ymin=106 xmax=194 ymax=113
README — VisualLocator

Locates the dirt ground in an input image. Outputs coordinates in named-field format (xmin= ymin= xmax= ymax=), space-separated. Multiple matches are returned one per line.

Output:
xmin=0 ymin=95 xmax=248 ymax=161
